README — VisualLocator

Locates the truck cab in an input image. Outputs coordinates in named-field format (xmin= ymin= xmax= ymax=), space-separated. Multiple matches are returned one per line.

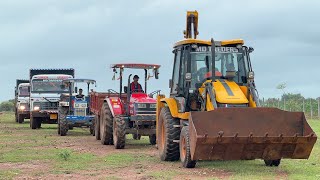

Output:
xmin=15 ymin=81 xmax=30 ymax=123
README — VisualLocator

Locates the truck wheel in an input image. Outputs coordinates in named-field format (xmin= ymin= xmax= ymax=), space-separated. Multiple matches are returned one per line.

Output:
xmin=15 ymin=111 xmax=18 ymax=122
xmin=149 ymin=134 xmax=156 ymax=145
xmin=264 ymin=159 xmax=281 ymax=167
xmin=18 ymin=114 xmax=24 ymax=124
xmin=113 ymin=116 xmax=126 ymax=149
xmin=30 ymin=117 xmax=38 ymax=129
xmin=95 ymin=116 xmax=100 ymax=140
xmin=132 ymin=134 xmax=141 ymax=140
xmin=180 ymin=126 xmax=196 ymax=168
xmin=90 ymin=118 xmax=95 ymax=136
xmin=157 ymin=107 xmax=180 ymax=161
xmin=100 ymin=103 xmax=113 ymax=145
xmin=37 ymin=119 xmax=42 ymax=128
xmin=59 ymin=107 xmax=68 ymax=136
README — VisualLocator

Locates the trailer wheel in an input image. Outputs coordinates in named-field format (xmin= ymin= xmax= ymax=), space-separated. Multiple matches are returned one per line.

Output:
xmin=100 ymin=103 xmax=113 ymax=145
xmin=264 ymin=159 xmax=281 ymax=167
xmin=149 ymin=134 xmax=156 ymax=145
xmin=180 ymin=126 xmax=196 ymax=168
xmin=90 ymin=118 xmax=95 ymax=136
xmin=59 ymin=107 xmax=68 ymax=136
xmin=132 ymin=134 xmax=141 ymax=140
xmin=18 ymin=114 xmax=24 ymax=124
xmin=30 ymin=116 xmax=38 ymax=129
xmin=95 ymin=115 xmax=100 ymax=140
xmin=113 ymin=116 xmax=126 ymax=149
xmin=157 ymin=107 xmax=180 ymax=161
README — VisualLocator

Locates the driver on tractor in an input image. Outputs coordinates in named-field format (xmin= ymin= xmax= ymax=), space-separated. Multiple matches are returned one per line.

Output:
xmin=130 ymin=75 xmax=144 ymax=93
xmin=76 ymin=88 xmax=85 ymax=98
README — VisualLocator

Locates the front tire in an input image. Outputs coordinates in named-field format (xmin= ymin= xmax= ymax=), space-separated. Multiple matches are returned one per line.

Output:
xmin=95 ymin=115 xmax=101 ymax=140
xmin=149 ymin=134 xmax=156 ymax=145
xmin=30 ymin=116 xmax=38 ymax=129
xmin=58 ymin=107 xmax=68 ymax=136
xmin=157 ymin=107 xmax=180 ymax=161
xmin=113 ymin=116 xmax=126 ymax=149
xmin=18 ymin=114 xmax=24 ymax=124
xmin=180 ymin=126 xmax=196 ymax=168
xmin=100 ymin=103 xmax=113 ymax=145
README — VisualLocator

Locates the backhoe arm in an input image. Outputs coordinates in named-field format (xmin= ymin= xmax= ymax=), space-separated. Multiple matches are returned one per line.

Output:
xmin=184 ymin=11 xmax=199 ymax=39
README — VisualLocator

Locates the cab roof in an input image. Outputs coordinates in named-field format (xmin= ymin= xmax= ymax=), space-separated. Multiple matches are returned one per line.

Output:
xmin=111 ymin=63 xmax=161 ymax=69
xmin=173 ymin=39 xmax=244 ymax=48
xmin=62 ymin=79 xmax=96 ymax=84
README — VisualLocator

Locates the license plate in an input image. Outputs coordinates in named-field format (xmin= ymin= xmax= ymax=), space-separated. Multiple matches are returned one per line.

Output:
xmin=50 ymin=114 xmax=58 ymax=119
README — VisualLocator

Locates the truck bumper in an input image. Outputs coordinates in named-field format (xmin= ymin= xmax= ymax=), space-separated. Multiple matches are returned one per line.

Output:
xmin=127 ymin=115 xmax=156 ymax=135
xmin=17 ymin=110 xmax=30 ymax=118
xmin=31 ymin=111 xmax=58 ymax=120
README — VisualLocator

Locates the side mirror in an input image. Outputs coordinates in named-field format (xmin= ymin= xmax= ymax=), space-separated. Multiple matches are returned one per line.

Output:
xmin=75 ymin=87 xmax=78 ymax=93
xmin=124 ymin=86 xmax=128 ymax=93
xmin=248 ymin=47 xmax=254 ymax=53
xmin=155 ymin=69 xmax=159 ymax=79
xmin=60 ymin=84 xmax=66 ymax=89
xmin=169 ymin=79 xmax=173 ymax=88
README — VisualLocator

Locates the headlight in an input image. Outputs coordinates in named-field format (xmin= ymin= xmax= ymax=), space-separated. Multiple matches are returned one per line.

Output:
xmin=19 ymin=105 xmax=26 ymax=110
xmin=33 ymin=106 xmax=40 ymax=111
xmin=150 ymin=104 xmax=156 ymax=108
xmin=137 ymin=104 xmax=146 ymax=108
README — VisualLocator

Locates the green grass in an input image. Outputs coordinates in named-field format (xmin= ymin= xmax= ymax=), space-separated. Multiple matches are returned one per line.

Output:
xmin=148 ymin=170 xmax=179 ymax=180
xmin=0 ymin=169 xmax=20 ymax=180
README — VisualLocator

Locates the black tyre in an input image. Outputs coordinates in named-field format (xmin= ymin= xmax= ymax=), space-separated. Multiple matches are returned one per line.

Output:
xmin=90 ymin=118 xmax=95 ymax=136
xmin=37 ymin=119 xmax=42 ymax=128
xmin=95 ymin=115 xmax=101 ymax=140
xmin=149 ymin=134 xmax=156 ymax=145
xmin=180 ymin=126 xmax=196 ymax=168
xmin=100 ymin=103 xmax=113 ymax=145
xmin=132 ymin=134 xmax=141 ymax=140
xmin=30 ymin=116 xmax=38 ymax=129
xmin=59 ymin=107 xmax=68 ymax=136
xmin=68 ymin=125 xmax=74 ymax=130
xmin=15 ymin=111 xmax=18 ymax=123
xmin=157 ymin=107 xmax=180 ymax=161
xmin=264 ymin=159 xmax=281 ymax=167
xmin=113 ymin=116 xmax=126 ymax=149
xmin=18 ymin=114 xmax=24 ymax=124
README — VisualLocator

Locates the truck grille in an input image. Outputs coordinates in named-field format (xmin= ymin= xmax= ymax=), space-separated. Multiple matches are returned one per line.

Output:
xmin=34 ymin=102 xmax=59 ymax=110
xmin=134 ymin=103 xmax=156 ymax=115
xmin=74 ymin=108 xmax=86 ymax=116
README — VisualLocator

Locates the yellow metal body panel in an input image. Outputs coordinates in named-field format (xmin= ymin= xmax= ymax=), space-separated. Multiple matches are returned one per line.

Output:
xmin=174 ymin=39 xmax=244 ymax=48
xmin=239 ymin=86 xmax=257 ymax=107
xmin=214 ymin=80 xmax=248 ymax=104
xmin=158 ymin=97 xmax=190 ymax=119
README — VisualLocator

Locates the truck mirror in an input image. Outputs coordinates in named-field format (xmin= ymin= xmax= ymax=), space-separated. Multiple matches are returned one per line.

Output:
xmin=60 ymin=84 xmax=66 ymax=89
xmin=75 ymin=87 xmax=78 ymax=93
xmin=124 ymin=86 xmax=128 ymax=93
xmin=155 ymin=69 xmax=159 ymax=79
xmin=169 ymin=79 xmax=173 ymax=88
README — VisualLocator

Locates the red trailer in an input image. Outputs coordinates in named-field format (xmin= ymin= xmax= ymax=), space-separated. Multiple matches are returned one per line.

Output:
xmin=90 ymin=63 xmax=161 ymax=149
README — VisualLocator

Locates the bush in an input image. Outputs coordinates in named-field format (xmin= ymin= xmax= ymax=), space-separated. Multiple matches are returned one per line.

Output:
xmin=0 ymin=101 xmax=14 ymax=112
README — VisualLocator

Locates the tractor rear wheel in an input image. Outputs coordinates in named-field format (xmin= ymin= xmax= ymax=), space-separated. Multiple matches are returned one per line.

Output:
xmin=180 ymin=126 xmax=196 ymax=168
xmin=18 ymin=114 xmax=24 ymax=124
xmin=100 ymin=103 xmax=113 ymax=145
xmin=157 ymin=107 xmax=180 ymax=161
xmin=59 ymin=107 xmax=68 ymax=136
xmin=113 ymin=116 xmax=126 ymax=149
xmin=95 ymin=115 xmax=100 ymax=140
xmin=149 ymin=134 xmax=156 ymax=145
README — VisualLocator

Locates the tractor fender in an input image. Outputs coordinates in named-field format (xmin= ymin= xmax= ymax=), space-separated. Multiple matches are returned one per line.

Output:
xmin=104 ymin=97 xmax=124 ymax=117
xmin=160 ymin=98 xmax=189 ymax=119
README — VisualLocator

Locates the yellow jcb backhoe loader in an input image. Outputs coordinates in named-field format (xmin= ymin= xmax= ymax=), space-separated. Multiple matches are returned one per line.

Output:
xmin=156 ymin=10 xmax=317 ymax=168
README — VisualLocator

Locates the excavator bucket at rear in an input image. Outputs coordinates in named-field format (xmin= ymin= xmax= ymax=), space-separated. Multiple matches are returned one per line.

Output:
xmin=189 ymin=108 xmax=317 ymax=161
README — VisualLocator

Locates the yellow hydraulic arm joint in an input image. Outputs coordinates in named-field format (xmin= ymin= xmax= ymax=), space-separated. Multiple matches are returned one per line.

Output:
xmin=184 ymin=11 xmax=199 ymax=39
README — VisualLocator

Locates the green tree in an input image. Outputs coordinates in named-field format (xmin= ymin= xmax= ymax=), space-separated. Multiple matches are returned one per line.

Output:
xmin=0 ymin=101 xmax=14 ymax=112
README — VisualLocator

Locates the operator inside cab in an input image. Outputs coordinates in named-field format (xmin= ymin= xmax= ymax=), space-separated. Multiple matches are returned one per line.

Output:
xmin=130 ymin=75 xmax=144 ymax=93
xmin=76 ymin=88 xmax=85 ymax=98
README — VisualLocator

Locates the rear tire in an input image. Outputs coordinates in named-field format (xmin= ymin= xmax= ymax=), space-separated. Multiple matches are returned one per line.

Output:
xmin=95 ymin=115 xmax=101 ymax=140
xmin=149 ymin=134 xmax=156 ymax=145
xmin=157 ymin=107 xmax=180 ymax=161
xmin=18 ymin=114 xmax=24 ymax=124
xmin=59 ymin=107 xmax=68 ymax=136
xmin=113 ymin=116 xmax=126 ymax=149
xmin=90 ymin=119 xmax=95 ymax=136
xmin=264 ymin=159 xmax=281 ymax=167
xmin=100 ymin=103 xmax=113 ymax=145
xmin=180 ymin=126 xmax=196 ymax=168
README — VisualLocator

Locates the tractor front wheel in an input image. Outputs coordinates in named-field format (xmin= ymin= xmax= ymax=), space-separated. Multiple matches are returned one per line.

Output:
xmin=180 ymin=126 xmax=196 ymax=168
xmin=59 ymin=107 xmax=68 ymax=136
xmin=113 ymin=116 xmax=126 ymax=149
xmin=157 ymin=107 xmax=180 ymax=161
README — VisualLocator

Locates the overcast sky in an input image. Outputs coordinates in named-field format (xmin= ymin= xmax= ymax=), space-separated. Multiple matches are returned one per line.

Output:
xmin=1 ymin=0 xmax=319 ymax=102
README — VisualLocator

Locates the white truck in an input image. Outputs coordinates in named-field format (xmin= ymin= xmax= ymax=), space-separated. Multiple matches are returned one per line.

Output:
xmin=29 ymin=69 xmax=75 ymax=129
xmin=14 ymin=79 xmax=30 ymax=123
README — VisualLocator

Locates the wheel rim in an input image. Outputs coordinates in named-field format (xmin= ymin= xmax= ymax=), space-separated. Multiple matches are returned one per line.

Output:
xmin=181 ymin=135 xmax=186 ymax=161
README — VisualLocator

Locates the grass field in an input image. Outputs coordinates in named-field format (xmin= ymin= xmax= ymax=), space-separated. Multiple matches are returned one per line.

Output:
xmin=0 ymin=112 xmax=319 ymax=180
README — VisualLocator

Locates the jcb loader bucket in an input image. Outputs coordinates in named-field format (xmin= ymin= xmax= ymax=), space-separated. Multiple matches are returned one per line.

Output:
xmin=189 ymin=108 xmax=317 ymax=161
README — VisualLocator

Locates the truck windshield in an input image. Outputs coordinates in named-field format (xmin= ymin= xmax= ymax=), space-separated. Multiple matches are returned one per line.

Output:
xmin=32 ymin=79 xmax=68 ymax=93
xmin=19 ymin=86 xmax=29 ymax=97
xmin=190 ymin=46 xmax=249 ymax=88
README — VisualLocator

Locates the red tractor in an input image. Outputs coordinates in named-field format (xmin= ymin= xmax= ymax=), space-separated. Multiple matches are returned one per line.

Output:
xmin=92 ymin=63 xmax=160 ymax=149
